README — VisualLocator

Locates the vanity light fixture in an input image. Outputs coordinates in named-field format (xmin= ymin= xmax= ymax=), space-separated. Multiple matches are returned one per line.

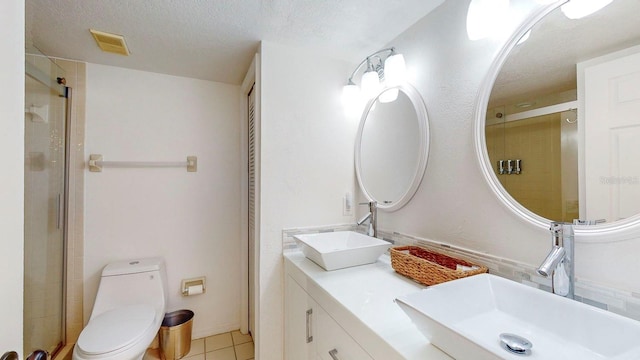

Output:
xmin=520 ymin=1 xmax=611 ymax=44
xmin=561 ymin=0 xmax=613 ymax=19
xmin=342 ymin=47 xmax=407 ymax=112
xmin=466 ymin=0 xmax=510 ymax=41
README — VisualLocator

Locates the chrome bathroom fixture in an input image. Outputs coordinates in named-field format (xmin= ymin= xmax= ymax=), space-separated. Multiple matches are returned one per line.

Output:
xmin=1 ymin=352 xmax=19 ymax=360
xmin=26 ymin=350 xmax=49 ymax=360
xmin=342 ymin=47 xmax=407 ymax=106
xmin=497 ymin=159 xmax=522 ymax=175
xmin=499 ymin=333 xmax=532 ymax=356
xmin=537 ymin=222 xmax=574 ymax=298
xmin=357 ymin=201 xmax=378 ymax=237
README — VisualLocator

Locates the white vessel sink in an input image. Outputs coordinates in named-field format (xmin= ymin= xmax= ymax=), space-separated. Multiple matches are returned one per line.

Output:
xmin=396 ymin=273 xmax=640 ymax=360
xmin=293 ymin=231 xmax=391 ymax=271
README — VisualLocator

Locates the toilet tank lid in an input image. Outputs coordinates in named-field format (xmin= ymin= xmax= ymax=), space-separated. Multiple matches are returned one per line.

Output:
xmin=102 ymin=257 xmax=165 ymax=276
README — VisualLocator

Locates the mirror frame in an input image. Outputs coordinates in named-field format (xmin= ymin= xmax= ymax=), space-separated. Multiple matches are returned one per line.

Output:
xmin=355 ymin=83 xmax=430 ymax=212
xmin=473 ymin=0 xmax=640 ymax=242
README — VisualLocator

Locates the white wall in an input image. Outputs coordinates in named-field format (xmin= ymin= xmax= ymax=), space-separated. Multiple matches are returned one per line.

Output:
xmin=257 ymin=42 xmax=356 ymax=359
xmin=84 ymin=64 xmax=241 ymax=338
xmin=374 ymin=0 xmax=640 ymax=292
xmin=372 ymin=0 xmax=543 ymax=261
xmin=0 ymin=0 xmax=24 ymax=355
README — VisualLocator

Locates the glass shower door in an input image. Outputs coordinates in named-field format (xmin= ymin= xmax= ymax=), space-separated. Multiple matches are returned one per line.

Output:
xmin=23 ymin=52 xmax=67 ymax=356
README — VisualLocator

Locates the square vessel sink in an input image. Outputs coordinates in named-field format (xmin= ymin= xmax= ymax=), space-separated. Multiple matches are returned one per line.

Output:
xmin=396 ymin=273 xmax=640 ymax=360
xmin=293 ymin=231 xmax=391 ymax=271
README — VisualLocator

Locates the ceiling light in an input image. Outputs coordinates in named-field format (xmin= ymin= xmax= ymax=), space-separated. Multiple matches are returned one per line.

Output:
xmin=466 ymin=0 xmax=510 ymax=41
xmin=561 ymin=0 xmax=613 ymax=19
xmin=341 ymin=47 xmax=408 ymax=113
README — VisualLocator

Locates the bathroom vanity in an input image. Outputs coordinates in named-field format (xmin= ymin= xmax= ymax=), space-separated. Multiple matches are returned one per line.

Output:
xmin=284 ymin=251 xmax=451 ymax=360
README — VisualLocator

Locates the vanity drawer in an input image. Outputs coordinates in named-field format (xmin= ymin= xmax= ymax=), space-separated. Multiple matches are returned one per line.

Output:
xmin=316 ymin=311 xmax=373 ymax=360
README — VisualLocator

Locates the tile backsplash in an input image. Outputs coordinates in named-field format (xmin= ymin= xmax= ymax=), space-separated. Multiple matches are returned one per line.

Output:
xmin=282 ymin=225 xmax=640 ymax=322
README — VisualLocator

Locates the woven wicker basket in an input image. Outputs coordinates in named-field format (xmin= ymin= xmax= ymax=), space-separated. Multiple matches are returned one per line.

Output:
xmin=390 ymin=246 xmax=488 ymax=286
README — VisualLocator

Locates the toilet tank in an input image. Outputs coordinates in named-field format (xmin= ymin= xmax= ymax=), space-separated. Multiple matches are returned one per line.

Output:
xmin=90 ymin=257 xmax=168 ymax=320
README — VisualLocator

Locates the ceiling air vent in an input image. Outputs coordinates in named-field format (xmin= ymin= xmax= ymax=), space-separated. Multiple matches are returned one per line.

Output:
xmin=89 ymin=29 xmax=130 ymax=56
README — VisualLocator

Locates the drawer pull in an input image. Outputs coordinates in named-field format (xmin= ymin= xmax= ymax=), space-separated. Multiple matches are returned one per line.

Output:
xmin=329 ymin=349 xmax=340 ymax=360
xmin=306 ymin=308 xmax=313 ymax=343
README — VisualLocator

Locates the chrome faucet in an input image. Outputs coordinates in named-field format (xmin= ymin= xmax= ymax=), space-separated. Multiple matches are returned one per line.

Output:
xmin=26 ymin=351 xmax=49 ymax=360
xmin=537 ymin=222 xmax=574 ymax=299
xmin=1 ymin=352 xmax=19 ymax=360
xmin=357 ymin=201 xmax=377 ymax=237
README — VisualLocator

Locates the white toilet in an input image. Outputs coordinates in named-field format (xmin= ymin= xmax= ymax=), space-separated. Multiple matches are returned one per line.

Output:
xmin=73 ymin=257 xmax=168 ymax=360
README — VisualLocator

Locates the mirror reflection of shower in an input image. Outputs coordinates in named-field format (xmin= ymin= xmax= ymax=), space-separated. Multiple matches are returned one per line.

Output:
xmin=486 ymin=96 xmax=579 ymax=222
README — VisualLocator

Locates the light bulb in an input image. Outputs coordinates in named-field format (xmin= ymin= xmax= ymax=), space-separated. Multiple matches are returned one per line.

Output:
xmin=342 ymin=83 xmax=360 ymax=105
xmin=342 ymin=83 xmax=363 ymax=118
xmin=361 ymin=70 xmax=381 ymax=100
xmin=561 ymin=0 xmax=613 ymax=19
xmin=466 ymin=0 xmax=510 ymax=40
xmin=384 ymin=53 xmax=407 ymax=86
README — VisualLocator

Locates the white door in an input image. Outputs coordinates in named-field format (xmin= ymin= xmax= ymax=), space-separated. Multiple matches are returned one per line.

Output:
xmin=1 ymin=0 xmax=25 ymax=355
xmin=247 ymin=85 xmax=256 ymax=336
xmin=579 ymin=45 xmax=640 ymax=222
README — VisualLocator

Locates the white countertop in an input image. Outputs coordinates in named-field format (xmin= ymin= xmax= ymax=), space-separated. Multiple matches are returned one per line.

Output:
xmin=284 ymin=251 xmax=452 ymax=360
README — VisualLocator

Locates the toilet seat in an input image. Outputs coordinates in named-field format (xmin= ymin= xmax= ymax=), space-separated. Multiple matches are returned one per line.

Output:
xmin=76 ymin=304 xmax=156 ymax=356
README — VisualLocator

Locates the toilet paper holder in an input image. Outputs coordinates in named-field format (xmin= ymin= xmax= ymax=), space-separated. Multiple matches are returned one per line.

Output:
xmin=181 ymin=277 xmax=206 ymax=296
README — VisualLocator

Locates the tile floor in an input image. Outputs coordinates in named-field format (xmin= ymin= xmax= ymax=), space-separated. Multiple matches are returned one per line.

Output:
xmin=145 ymin=330 xmax=254 ymax=360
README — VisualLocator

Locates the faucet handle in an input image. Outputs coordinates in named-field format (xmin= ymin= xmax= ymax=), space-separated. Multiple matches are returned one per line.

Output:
xmin=573 ymin=219 xmax=606 ymax=225
xmin=358 ymin=201 xmax=377 ymax=210
xmin=550 ymin=222 xmax=563 ymax=233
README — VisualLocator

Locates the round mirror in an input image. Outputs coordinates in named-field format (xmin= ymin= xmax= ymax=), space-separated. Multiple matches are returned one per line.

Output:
xmin=355 ymin=84 xmax=429 ymax=211
xmin=475 ymin=0 xmax=640 ymax=228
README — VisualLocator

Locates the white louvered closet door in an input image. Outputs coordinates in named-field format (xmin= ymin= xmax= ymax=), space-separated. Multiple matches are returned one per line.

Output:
xmin=247 ymin=85 xmax=256 ymax=335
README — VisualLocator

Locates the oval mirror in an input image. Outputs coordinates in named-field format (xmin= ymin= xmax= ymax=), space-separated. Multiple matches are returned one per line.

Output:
xmin=476 ymin=0 xmax=640 ymax=228
xmin=355 ymin=84 xmax=429 ymax=211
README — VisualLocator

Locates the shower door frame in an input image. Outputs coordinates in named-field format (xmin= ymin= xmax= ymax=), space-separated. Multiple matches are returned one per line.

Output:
xmin=24 ymin=55 xmax=71 ymax=357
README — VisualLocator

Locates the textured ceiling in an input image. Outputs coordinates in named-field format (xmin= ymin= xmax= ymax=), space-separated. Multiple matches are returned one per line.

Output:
xmin=25 ymin=0 xmax=445 ymax=84
xmin=490 ymin=0 xmax=640 ymax=107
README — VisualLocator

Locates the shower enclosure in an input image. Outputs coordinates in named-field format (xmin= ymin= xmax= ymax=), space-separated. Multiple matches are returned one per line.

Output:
xmin=23 ymin=48 xmax=69 ymax=356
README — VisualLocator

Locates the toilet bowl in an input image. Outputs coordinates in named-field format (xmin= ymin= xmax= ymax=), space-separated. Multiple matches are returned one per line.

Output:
xmin=73 ymin=258 xmax=168 ymax=360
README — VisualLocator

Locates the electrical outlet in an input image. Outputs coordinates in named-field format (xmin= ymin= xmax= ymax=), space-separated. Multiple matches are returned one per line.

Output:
xmin=343 ymin=192 xmax=353 ymax=216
